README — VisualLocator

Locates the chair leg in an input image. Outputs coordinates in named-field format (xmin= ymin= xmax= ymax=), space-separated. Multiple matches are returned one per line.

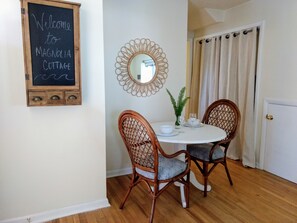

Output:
xmin=149 ymin=197 xmax=157 ymax=223
xmin=185 ymin=172 xmax=190 ymax=208
xmin=119 ymin=175 xmax=138 ymax=209
xmin=119 ymin=186 xmax=133 ymax=209
xmin=224 ymin=161 xmax=233 ymax=186
xmin=203 ymin=162 xmax=209 ymax=197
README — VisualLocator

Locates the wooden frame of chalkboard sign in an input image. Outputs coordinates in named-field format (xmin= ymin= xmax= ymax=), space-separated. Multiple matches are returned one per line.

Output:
xmin=20 ymin=0 xmax=81 ymax=106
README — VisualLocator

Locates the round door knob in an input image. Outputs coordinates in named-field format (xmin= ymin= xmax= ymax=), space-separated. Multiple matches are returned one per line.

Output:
xmin=266 ymin=114 xmax=273 ymax=120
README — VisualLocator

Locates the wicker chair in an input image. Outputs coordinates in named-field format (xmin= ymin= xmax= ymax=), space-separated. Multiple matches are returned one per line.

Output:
xmin=187 ymin=99 xmax=240 ymax=197
xmin=118 ymin=110 xmax=191 ymax=223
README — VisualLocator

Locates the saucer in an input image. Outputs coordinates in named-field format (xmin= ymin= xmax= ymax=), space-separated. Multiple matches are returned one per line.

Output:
xmin=156 ymin=130 xmax=179 ymax=137
xmin=183 ymin=123 xmax=204 ymax=128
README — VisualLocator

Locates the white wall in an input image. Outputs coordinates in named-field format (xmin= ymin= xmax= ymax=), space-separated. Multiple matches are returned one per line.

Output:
xmin=103 ymin=0 xmax=188 ymax=174
xmin=0 ymin=0 xmax=107 ymax=221
xmin=194 ymin=0 xmax=297 ymax=166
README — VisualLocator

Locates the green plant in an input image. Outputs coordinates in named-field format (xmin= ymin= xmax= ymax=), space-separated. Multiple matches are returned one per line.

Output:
xmin=166 ymin=87 xmax=190 ymax=125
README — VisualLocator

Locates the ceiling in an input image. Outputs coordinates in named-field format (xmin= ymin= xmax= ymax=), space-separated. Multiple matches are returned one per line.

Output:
xmin=188 ymin=0 xmax=250 ymax=31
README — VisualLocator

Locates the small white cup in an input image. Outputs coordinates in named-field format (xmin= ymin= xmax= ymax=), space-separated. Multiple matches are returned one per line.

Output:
xmin=160 ymin=125 xmax=174 ymax=134
xmin=188 ymin=118 xmax=200 ymax=127
xmin=189 ymin=113 xmax=197 ymax=119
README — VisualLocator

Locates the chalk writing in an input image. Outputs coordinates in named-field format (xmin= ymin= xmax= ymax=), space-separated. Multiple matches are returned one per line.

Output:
xmin=42 ymin=60 xmax=71 ymax=71
xmin=31 ymin=13 xmax=71 ymax=32
xmin=34 ymin=73 xmax=74 ymax=81
xmin=44 ymin=32 xmax=61 ymax=44
xmin=35 ymin=47 xmax=72 ymax=59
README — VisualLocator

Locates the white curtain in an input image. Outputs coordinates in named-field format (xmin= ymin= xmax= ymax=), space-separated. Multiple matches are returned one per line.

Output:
xmin=189 ymin=27 xmax=259 ymax=167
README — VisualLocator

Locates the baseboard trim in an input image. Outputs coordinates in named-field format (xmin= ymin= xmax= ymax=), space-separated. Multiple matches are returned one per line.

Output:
xmin=0 ymin=199 xmax=110 ymax=223
xmin=106 ymin=167 xmax=132 ymax=178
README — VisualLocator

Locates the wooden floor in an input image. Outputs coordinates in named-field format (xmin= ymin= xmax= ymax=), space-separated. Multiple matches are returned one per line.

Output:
xmin=47 ymin=160 xmax=297 ymax=223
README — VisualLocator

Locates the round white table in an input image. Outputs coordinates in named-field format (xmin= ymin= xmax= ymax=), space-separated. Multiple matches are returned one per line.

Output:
xmin=152 ymin=122 xmax=226 ymax=144
xmin=151 ymin=121 xmax=226 ymax=207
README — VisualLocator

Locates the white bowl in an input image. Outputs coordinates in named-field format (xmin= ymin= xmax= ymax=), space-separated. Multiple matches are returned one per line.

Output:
xmin=159 ymin=125 xmax=174 ymax=134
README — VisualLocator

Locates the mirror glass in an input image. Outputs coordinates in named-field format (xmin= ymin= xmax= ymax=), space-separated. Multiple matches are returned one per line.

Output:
xmin=129 ymin=54 xmax=156 ymax=83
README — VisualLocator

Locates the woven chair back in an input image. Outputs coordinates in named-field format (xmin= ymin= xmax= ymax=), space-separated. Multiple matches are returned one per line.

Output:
xmin=202 ymin=99 xmax=241 ymax=142
xmin=118 ymin=110 xmax=159 ymax=173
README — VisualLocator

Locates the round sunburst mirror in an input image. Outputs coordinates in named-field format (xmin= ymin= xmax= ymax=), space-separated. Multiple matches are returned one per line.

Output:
xmin=115 ymin=38 xmax=169 ymax=97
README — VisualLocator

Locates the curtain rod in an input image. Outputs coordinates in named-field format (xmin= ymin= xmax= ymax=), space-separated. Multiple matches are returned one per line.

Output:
xmin=199 ymin=27 xmax=259 ymax=44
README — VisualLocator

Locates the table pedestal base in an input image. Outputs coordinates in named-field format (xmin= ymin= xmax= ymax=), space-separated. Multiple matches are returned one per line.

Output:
xmin=171 ymin=144 xmax=212 ymax=207
xmin=190 ymin=171 xmax=211 ymax=191
xmin=176 ymin=171 xmax=212 ymax=208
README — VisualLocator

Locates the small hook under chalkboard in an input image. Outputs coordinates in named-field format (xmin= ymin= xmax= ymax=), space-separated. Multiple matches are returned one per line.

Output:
xmin=68 ymin=95 xmax=77 ymax=100
xmin=32 ymin=96 xmax=43 ymax=101
xmin=50 ymin=95 xmax=60 ymax=100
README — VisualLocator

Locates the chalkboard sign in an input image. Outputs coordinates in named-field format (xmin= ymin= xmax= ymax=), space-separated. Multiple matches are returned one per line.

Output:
xmin=21 ymin=0 xmax=81 ymax=106
xmin=28 ymin=3 xmax=75 ymax=86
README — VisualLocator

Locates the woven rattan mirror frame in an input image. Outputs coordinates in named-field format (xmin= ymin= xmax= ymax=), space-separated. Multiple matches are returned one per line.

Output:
xmin=115 ymin=38 xmax=169 ymax=97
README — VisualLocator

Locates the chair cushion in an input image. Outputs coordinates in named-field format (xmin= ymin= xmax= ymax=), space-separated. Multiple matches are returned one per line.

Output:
xmin=136 ymin=155 xmax=187 ymax=180
xmin=187 ymin=143 xmax=224 ymax=161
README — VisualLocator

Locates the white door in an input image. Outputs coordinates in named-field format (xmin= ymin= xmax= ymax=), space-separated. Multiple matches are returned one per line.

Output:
xmin=263 ymin=101 xmax=297 ymax=184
